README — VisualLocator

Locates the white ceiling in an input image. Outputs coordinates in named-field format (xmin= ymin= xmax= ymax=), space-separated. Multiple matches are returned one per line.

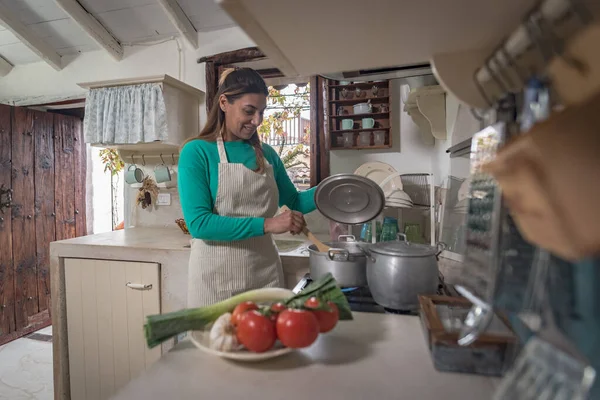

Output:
xmin=0 ymin=0 xmax=237 ymax=66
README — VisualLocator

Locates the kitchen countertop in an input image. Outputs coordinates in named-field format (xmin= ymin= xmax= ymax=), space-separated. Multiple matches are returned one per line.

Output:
xmin=50 ymin=227 xmax=314 ymax=257
xmin=111 ymin=312 xmax=498 ymax=400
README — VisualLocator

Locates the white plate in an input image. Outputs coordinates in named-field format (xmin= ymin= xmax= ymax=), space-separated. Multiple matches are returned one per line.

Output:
xmin=354 ymin=162 xmax=403 ymax=191
xmin=189 ymin=329 xmax=294 ymax=362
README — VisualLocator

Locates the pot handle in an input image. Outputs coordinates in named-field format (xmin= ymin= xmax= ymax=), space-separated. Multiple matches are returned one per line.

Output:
xmin=360 ymin=247 xmax=376 ymax=263
xmin=328 ymin=248 xmax=350 ymax=261
xmin=337 ymin=235 xmax=356 ymax=242
xmin=435 ymin=242 xmax=447 ymax=257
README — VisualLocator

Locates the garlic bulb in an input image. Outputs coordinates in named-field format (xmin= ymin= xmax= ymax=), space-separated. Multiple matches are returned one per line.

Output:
xmin=209 ymin=312 xmax=239 ymax=351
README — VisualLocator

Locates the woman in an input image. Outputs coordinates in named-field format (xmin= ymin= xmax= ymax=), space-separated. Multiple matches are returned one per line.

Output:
xmin=179 ymin=67 xmax=317 ymax=307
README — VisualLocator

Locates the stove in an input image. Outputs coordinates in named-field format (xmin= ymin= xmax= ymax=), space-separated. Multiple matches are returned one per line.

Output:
xmin=293 ymin=274 xmax=455 ymax=315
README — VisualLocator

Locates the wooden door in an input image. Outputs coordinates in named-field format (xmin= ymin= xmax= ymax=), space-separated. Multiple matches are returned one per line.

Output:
xmin=64 ymin=259 xmax=161 ymax=400
xmin=0 ymin=105 xmax=86 ymax=346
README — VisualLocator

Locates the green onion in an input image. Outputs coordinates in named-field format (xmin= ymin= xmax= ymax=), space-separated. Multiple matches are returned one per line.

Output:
xmin=144 ymin=287 xmax=292 ymax=348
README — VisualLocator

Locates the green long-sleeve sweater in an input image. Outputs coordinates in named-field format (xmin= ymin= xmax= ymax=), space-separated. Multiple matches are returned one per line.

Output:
xmin=178 ymin=139 xmax=316 ymax=241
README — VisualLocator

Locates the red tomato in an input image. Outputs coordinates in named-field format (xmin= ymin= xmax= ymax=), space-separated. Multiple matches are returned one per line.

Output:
xmin=312 ymin=301 xmax=339 ymax=333
xmin=231 ymin=301 xmax=258 ymax=326
xmin=270 ymin=302 xmax=287 ymax=313
xmin=276 ymin=309 xmax=319 ymax=348
xmin=236 ymin=310 xmax=276 ymax=353
xmin=303 ymin=297 xmax=321 ymax=309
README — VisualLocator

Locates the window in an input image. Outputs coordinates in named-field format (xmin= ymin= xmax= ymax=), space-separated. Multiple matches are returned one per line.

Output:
xmin=258 ymin=83 xmax=311 ymax=189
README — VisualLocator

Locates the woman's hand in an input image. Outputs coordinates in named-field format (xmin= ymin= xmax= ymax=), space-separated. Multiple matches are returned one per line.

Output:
xmin=264 ymin=210 xmax=306 ymax=235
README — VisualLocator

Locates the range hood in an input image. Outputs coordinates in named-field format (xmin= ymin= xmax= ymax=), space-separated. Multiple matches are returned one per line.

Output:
xmin=321 ymin=63 xmax=436 ymax=86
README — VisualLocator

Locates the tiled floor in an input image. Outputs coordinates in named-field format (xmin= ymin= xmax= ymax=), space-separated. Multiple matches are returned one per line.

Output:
xmin=0 ymin=326 xmax=53 ymax=400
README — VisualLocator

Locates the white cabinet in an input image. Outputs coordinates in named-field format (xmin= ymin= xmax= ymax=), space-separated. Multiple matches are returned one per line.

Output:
xmin=64 ymin=259 xmax=161 ymax=400
xmin=78 ymin=74 xmax=204 ymax=151
xmin=218 ymin=0 xmax=540 ymax=77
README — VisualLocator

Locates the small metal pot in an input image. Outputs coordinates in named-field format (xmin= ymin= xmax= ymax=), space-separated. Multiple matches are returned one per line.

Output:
xmin=308 ymin=235 xmax=368 ymax=287
xmin=365 ymin=234 xmax=446 ymax=310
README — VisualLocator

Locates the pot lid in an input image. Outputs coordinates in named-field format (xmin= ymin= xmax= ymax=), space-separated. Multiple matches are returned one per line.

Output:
xmin=370 ymin=235 xmax=441 ymax=257
xmin=315 ymin=174 xmax=385 ymax=224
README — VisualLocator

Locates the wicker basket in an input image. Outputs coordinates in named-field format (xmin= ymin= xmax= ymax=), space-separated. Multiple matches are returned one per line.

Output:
xmin=175 ymin=218 xmax=190 ymax=235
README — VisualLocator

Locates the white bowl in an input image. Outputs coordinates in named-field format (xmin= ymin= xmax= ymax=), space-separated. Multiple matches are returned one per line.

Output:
xmin=385 ymin=189 xmax=412 ymax=203
xmin=353 ymin=103 xmax=370 ymax=115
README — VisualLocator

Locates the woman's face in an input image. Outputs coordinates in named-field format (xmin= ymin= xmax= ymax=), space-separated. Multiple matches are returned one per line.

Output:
xmin=220 ymin=93 xmax=267 ymax=140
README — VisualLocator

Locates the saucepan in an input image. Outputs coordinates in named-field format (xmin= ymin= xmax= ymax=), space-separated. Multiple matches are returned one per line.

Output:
xmin=363 ymin=234 xmax=446 ymax=310
xmin=307 ymin=235 xmax=368 ymax=288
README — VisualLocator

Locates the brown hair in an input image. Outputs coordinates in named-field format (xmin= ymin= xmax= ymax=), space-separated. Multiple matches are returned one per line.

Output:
xmin=188 ymin=67 xmax=269 ymax=173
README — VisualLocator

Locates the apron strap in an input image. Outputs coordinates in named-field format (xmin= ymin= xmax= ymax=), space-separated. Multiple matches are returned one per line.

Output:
xmin=216 ymin=134 xmax=229 ymax=163
xmin=217 ymin=130 xmax=272 ymax=167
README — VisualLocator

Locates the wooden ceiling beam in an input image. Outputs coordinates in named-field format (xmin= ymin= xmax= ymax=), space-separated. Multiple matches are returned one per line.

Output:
xmin=157 ymin=0 xmax=198 ymax=49
xmin=0 ymin=2 xmax=62 ymax=70
xmin=53 ymin=0 xmax=123 ymax=61
xmin=0 ymin=56 xmax=13 ymax=77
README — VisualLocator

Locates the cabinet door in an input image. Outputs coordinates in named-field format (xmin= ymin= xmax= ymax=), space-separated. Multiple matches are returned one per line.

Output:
xmin=65 ymin=259 xmax=161 ymax=400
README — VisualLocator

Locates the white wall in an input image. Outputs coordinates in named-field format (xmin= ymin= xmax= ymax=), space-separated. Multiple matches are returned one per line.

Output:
xmin=0 ymin=27 xmax=255 ymax=105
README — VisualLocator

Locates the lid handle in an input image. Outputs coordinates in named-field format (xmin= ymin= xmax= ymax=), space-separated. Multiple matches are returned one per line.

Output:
xmin=396 ymin=233 xmax=409 ymax=244
xmin=435 ymin=242 xmax=447 ymax=257
xmin=338 ymin=235 xmax=356 ymax=242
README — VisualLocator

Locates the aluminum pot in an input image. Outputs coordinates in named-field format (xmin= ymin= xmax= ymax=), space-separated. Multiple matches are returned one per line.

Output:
xmin=308 ymin=235 xmax=368 ymax=287
xmin=365 ymin=234 xmax=446 ymax=310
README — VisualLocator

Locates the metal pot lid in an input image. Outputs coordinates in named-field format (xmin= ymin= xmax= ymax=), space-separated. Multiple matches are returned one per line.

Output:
xmin=370 ymin=234 xmax=440 ymax=257
xmin=315 ymin=174 xmax=385 ymax=224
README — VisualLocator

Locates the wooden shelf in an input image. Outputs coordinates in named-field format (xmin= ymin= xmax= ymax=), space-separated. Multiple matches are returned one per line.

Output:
xmin=331 ymin=112 xmax=389 ymax=119
xmin=330 ymin=127 xmax=390 ymax=134
xmin=329 ymin=96 xmax=389 ymax=105
xmin=331 ymin=145 xmax=391 ymax=150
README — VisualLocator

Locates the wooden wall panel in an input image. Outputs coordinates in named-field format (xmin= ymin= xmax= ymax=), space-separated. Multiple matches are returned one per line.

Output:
xmin=54 ymin=114 xmax=76 ymax=242
xmin=73 ymin=118 xmax=86 ymax=237
xmin=34 ymin=112 xmax=55 ymax=313
xmin=11 ymin=107 xmax=38 ymax=331
xmin=0 ymin=104 xmax=15 ymax=338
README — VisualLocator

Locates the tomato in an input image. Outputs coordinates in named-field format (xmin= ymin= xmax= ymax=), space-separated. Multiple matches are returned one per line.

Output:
xmin=312 ymin=301 xmax=339 ymax=333
xmin=276 ymin=309 xmax=319 ymax=348
xmin=303 ymin=297 xmax=321 ymax=309
xmin=270 ymin=302 xmax=287 ymax=313
xmin=236 ymin=310 xmax=276 ymax=353
xmin=231 ymin=301 xmax=258 ymax=326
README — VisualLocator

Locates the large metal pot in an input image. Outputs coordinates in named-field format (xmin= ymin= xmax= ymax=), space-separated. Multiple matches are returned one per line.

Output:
xmin=308 ymin=235 xmax=368 ymax=287
xmin=365 ymin=234 xmax=446 ymax=310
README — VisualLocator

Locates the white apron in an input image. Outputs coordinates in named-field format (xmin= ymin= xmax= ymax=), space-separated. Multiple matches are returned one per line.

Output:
xmin=187 ymin=135 xmax=284 ymax=307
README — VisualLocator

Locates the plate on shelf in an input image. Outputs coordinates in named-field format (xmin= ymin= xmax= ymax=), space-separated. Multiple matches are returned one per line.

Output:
xmin=189 ymin=329 xmax=294 ymax=362
xmin=354 ymin=162 xmax=403 ymax=190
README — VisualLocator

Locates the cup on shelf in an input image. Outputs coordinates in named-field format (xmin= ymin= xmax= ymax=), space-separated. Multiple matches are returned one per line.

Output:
xmin=379 ymin=104 xmax=389 ymax=113
xmin=362 ymin=118 xmax=375 ymax=129
xmin=337 ymin=106 xmax=347 ymax=116
xmin=339 ymin=80 xmax=351 ymax=85
xmin=341 ymin=119 xmax=354 ymax=130
xmin=342 ymin=132 xmax=354 ymax=148
xmin=335 ymin=136 xmax=344 ymax=147
xmin=373 ymin=130 xmax=386 ymax=145
xmin=358 ymin=131 xmax=371 ymax=146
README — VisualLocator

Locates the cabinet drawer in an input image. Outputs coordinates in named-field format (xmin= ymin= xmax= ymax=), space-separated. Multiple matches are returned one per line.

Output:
xmin=65 ymin=259 xmax=161 ymax=400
